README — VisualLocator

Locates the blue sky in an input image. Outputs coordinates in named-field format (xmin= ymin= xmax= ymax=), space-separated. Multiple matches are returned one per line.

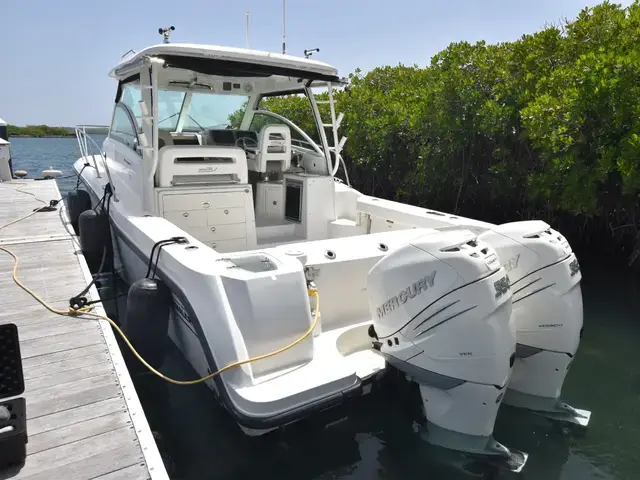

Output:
xmin=0 ymin=0 xmax=632 ymax=126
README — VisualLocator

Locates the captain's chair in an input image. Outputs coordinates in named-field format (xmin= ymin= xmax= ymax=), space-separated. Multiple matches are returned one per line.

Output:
xmin=247 ymin=124 xmax=292 ymax=173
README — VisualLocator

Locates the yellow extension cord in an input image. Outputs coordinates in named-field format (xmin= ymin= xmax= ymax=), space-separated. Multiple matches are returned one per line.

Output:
xmin=0 ymin=183 xmax=320 ymax=386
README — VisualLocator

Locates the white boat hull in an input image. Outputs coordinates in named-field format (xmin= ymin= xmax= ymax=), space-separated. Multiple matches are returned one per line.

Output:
xmin=75 ymin=168 xmax=387 ymax=435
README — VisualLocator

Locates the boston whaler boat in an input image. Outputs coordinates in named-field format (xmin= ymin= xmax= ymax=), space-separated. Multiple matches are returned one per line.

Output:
xmin=71 ymin=29 xmax=590 ymax=471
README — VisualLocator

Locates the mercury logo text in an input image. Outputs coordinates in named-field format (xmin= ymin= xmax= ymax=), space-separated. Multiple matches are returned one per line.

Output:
xmin=376 ymin=271 xmax=437 ymax=319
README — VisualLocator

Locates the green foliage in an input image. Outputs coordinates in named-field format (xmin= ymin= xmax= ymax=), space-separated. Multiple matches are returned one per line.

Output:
xmin=257 ymin=1 xmax=640 ymax=262
xmin=8 ymin=124 xmax=74 ymax=137
xmin=261 ymin=94 xmax=322 ymax=140
xmin=227 ymin=101 xmax=247 ymax=128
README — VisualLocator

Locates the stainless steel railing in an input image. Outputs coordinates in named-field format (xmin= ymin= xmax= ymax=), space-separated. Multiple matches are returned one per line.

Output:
xmin=74 ymin=125 xmax=117 ymax=200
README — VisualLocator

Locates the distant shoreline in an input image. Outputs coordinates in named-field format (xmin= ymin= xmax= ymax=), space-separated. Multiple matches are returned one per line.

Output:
xmin=10 ymin=134 xmax=76 ymax=138
xmin=7 ymin=125 xmax=108 ymax=138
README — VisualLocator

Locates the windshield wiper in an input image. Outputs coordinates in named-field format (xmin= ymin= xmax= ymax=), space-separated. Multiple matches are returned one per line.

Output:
xmin=155 ymin=113 xmax=205 ymax=130
xmin=188 ymin=115 xmax=204 ymax=130
xmin=158 ymin=112 xmax=179 ymax=124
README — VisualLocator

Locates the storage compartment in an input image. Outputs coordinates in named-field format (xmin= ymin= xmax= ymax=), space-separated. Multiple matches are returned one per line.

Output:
xmin=226 ymin=254 xmax=278 ymax=273
xmin=264 ymin=185 xmax=285 ymax=220
xmin=157 ymin=186 xmax=258 ymax=252
xmin=0 ymin=398 xmax=27 ymax=470
xmin=162 ymin=191 xmax=246 ymax=212
xmin=255 ymin=182 xmax=285 ymax=224
xmin=0 ymin=324 xmax=27 ymax=470
xmin=207 ymin=206 xmax=245 ymax=225
xmin=0 ymin=324 xmax=23 ymax=399
xmin=164 ymin=209 xmax=207 ymax=228
xmin=190 ymin=223 xmax=248 ymax=241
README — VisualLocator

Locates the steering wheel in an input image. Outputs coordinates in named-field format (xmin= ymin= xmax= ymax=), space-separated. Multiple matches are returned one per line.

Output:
xmin=235 ymin=136 xmax=258 ymax=150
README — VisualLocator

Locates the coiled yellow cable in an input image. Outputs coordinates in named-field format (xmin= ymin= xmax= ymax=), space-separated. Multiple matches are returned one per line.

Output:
xmin=0 ymin=184 xmax=320 ymax=386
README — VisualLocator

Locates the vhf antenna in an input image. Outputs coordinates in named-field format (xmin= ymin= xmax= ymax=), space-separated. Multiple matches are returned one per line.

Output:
xmin=158 ymin=26 xmax=175 ymax=44
xmin=245 ymin=11 xmax=250 ymax=48
xmin=304 ymin=48 xmax=320 ymax=58
xmin=281 ymin=0 xmax=286 ymax=54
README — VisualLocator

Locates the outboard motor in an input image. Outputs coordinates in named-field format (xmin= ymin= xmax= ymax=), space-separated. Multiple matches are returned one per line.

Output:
xmin=367 ymin=229 xmax=526 ymax=470
xmin=479 ymin=221 xmax=590 ymax=426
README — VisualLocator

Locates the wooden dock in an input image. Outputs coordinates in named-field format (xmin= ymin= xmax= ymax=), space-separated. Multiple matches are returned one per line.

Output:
xmin=0 ymin=179 xmax=168 ymax=480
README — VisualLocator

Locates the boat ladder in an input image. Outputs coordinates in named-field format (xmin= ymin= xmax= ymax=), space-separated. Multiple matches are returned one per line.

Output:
xmin=307 ymin=82 xmax=350 ymax=184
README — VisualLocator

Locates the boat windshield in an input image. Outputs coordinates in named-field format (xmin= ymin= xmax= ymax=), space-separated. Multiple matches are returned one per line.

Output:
xmin=159 ymin=91 xmax=248 ymax=132
xmin=122 ymin=85 xmax=248 ymax=132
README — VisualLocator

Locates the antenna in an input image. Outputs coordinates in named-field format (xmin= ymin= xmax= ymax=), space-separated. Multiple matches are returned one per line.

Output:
xmin=158 ymin=26 xmax=175 ymax=44
xmin=282 ymin=0 xmax=286 ymax=54
xmin=245 ymin=11 xmax=250 ymax=49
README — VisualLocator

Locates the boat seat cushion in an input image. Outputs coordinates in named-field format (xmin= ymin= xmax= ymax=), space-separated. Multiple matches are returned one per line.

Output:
xmin=155 ymin=145 xmax=249 ymax=187
xmin=247 ymin=124 xmax=292 ymax=173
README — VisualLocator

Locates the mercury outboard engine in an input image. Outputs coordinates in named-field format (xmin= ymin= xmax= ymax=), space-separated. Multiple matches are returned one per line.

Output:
xmin=367 ymin=229 xmax=527 ymax=470
xmin=479 ymin=221 xmax=590 ymax=426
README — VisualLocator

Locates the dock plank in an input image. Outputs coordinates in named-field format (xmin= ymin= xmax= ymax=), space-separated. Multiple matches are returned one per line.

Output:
xmin=23 ymin=349 xmax=111 ymax=379
xmin=94 ymin=463 xmax=152 ymax=480
xmin=27 ymin=410 xmax=132 ymax=455
xmin=28 ymin=376 xmax=121 ymax=419
xmin=20 ymin=328 xmax=105 ymax=359
xmin=8 ymin=426 xmax=141 ymax=478
xmin=22 ymin=343 xmax=108 ymax=369
xmin=0 ymin=181 xmax=68 ymax=241
xmin=25 ymin=363 xmax=116 ymax=393
xmin=28 ymin=397 xmax=126 ymax=436
xmin=16 ymin=317 xmax=100 ymax=342
xmin=19 ymin=444 xmax=146 ymax=480
xmin=0 ymin=180 xmax=164 ymax=479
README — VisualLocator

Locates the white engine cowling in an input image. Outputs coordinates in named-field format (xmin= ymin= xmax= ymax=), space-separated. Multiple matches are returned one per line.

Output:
xmin=367 ymin=229 xmax=519 ymax=459
xmin=479 ymin=220 xmax=589 ymax=425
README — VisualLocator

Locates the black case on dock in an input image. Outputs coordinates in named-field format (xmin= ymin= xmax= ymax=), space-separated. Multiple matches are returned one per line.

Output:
xmin=0 ymin=323 xmax=28 ymax=470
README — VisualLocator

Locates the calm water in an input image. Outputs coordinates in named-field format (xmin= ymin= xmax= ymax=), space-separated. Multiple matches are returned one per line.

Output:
xmin=9 ymin=137 xmax=640 ymax=480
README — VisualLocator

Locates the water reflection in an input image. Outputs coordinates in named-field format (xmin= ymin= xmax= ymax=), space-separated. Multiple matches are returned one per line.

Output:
xmin=129 ymin=351 xmax=581 ymax=480
xmin=120 ymin=253 xmax=638 ymax=480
